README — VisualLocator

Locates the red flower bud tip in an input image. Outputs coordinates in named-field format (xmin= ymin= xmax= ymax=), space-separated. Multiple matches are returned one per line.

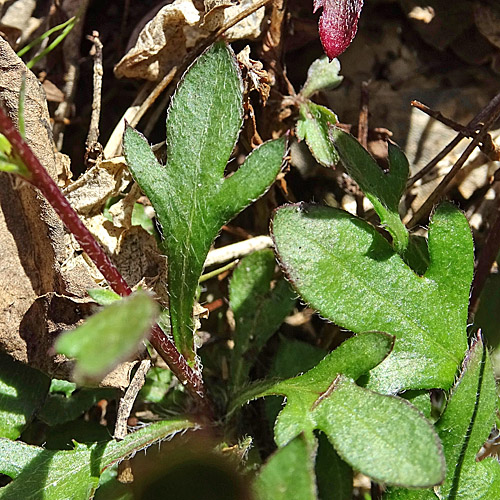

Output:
xmin=314 ymin=0 xmax=364 ymax=61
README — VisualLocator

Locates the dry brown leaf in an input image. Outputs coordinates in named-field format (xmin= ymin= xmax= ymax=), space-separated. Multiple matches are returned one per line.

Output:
xmin=0 ymin=0 xmax=45 ymax=47
xmin=0 ymin=36 xmax=100 ymax=377
xmin=114 ymin=0 xmax=203 ymax=81
xmin=63 ymin=157 xmax=132 ymax=216
xmin=113 ymin=226 xmax=167 ymax=297
xmin=237 ymin=45 xmax=271 ymax=103
xmin=114 ymin=0 xmax=265 ymax=81
xmin=204 ymin=0 xmax=265 ymax=40
xmin=0 ymin=37 xmax=139 ymax=389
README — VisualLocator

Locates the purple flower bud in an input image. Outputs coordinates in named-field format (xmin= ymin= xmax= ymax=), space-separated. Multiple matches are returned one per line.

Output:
xmin=314 ymin=0 xmax=364 ymax=60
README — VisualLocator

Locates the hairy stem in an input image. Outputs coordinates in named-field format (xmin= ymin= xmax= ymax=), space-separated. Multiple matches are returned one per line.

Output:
xmin=0 ymin=106 xmax=213 ymax=418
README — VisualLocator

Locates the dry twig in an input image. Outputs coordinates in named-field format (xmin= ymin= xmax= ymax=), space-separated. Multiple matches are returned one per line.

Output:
xmin=84 ymin=31 xmax=103 ymax=167
xmin=407 ymin=92 xmax=500 ymax=226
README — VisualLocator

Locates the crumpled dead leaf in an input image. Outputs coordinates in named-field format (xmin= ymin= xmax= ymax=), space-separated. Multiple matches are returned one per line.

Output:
xmin=0 ymin=36 xmax=98 ymax=377
xmin=63 ymin=162 xmax=168 ymax=305
xmin=0 ymin=0 xmax=46 ymax=47
xmin=114 ymin=0 xmax=265 ymax=81
xmin=0 ymin=37 xmax=140 ymax=389
xmin=63 ymin=157 xmax=132 ymax=216
xmin=202 ymin=0 xmax=265 ymax=38
xmin=114 ymin=0 xmax=202 ymax=81
xmin=237 ymin=45 xmax=271 ymax=103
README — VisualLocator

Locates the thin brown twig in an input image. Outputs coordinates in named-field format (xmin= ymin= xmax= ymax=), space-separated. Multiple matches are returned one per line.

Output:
xmin=407 ymin=135 xmax=464 ymax=188
xmin=408 ymin=131 xmax=490 ymax=227
xmin=407 ymin=92 xmax=500 ymax=226
xmin=53 ymin=1 xmax=90 ymax=149
xmin=85 ymin=31 xmax=103 ymax=167
xmin=410 ymin=100 xmax=471 ymax=136
xmin=407 ymin=94 xmax=500 ymax=188
xmin=114 ymin=358 xmax=151 ymax=439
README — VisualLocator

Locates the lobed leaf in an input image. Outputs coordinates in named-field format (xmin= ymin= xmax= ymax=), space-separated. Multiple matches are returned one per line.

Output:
xmin=272 ymin=202 xmax=473 ymax=393
xmin=265 ymin=337 xmax=327 ymax=432
xmin=0 ymin=418 xmax=195 ymax=499
xmin=56 ymin=290 xmax=158 ymax=383
xmin=231 ymin=331 xmax=393 ymax=414
xmin=123 ymin=42 xmax=285 ymax=358
xmin=229 ymin=249 xmax=296 ymax=392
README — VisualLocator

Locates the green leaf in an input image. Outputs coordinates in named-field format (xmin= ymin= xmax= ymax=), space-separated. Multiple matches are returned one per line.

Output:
xmin=94 ymin=465 xmax=133 ymax=500
xmin=296 ymin=102 xmax=339 ymax=168
xmin=44 ymin=420 xmax=112 ymax=451
xmin=123 ymin=42 xmax=285 ymax=359
xmin=312 ymin=376 xmax=444 ymax=487
xmin=56 ymin=290 xmax=158 ymax=383
xmin=0 ymin=417 xmax=195 ymax=499
xmin=38 ymin=388 xmax=116 ymax=426
xmin=386 ymin=335 xmax=500 ymax=499
xmin=0 ymin=133 xmax=12 ymax=155
xmin=231 ymin=332 xmax=393 ymax=414
xmin=383 ymin=488 xmax=437 ymax=500
xmin=272 ymin=202 xmax=473 ymax=393
xmin=301 ymin=56 xmax=343 ymax=99
xmin=140 ymin=366 xmax=173 ymax=404
xmin=270 ymin=338 xmax=327 ymax=379
xmin=131 ymin=202 xmax=154 ymax=234
xmin=403 ymin=234 xmax=430 ymax=276
xmin=315 ymin=433 xmax=352 ymax=500
xmin=330 ymin=127 xmax=409 ymax=253
xmin=265 ymin=337 xmax=327 ymax=429
xmin=0 ymin=152 xmax=29 ymax=176
xmin=401 ymin=390 xmax=432 ymax=421
xmin=253 ymin=434 xmax=317 ymax=500
xmin=87 ymin=288 xmax=121 ymax=306
xmin=235 ymin=333 xmax=444 ymax=487
xmin=49 ymin=379 xmax=77 ymax=397
xmin=435 ymin=335 xmax=500 ymax=499
xmin=0 ymin=353 xmax=50 ymax=439
xmin=229 ymin=249 xmax=295 ymax=392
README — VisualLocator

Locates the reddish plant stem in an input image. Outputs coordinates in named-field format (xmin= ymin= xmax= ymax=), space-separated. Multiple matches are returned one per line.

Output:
xmin=0 ymin=106 xmax=212 ymax=418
